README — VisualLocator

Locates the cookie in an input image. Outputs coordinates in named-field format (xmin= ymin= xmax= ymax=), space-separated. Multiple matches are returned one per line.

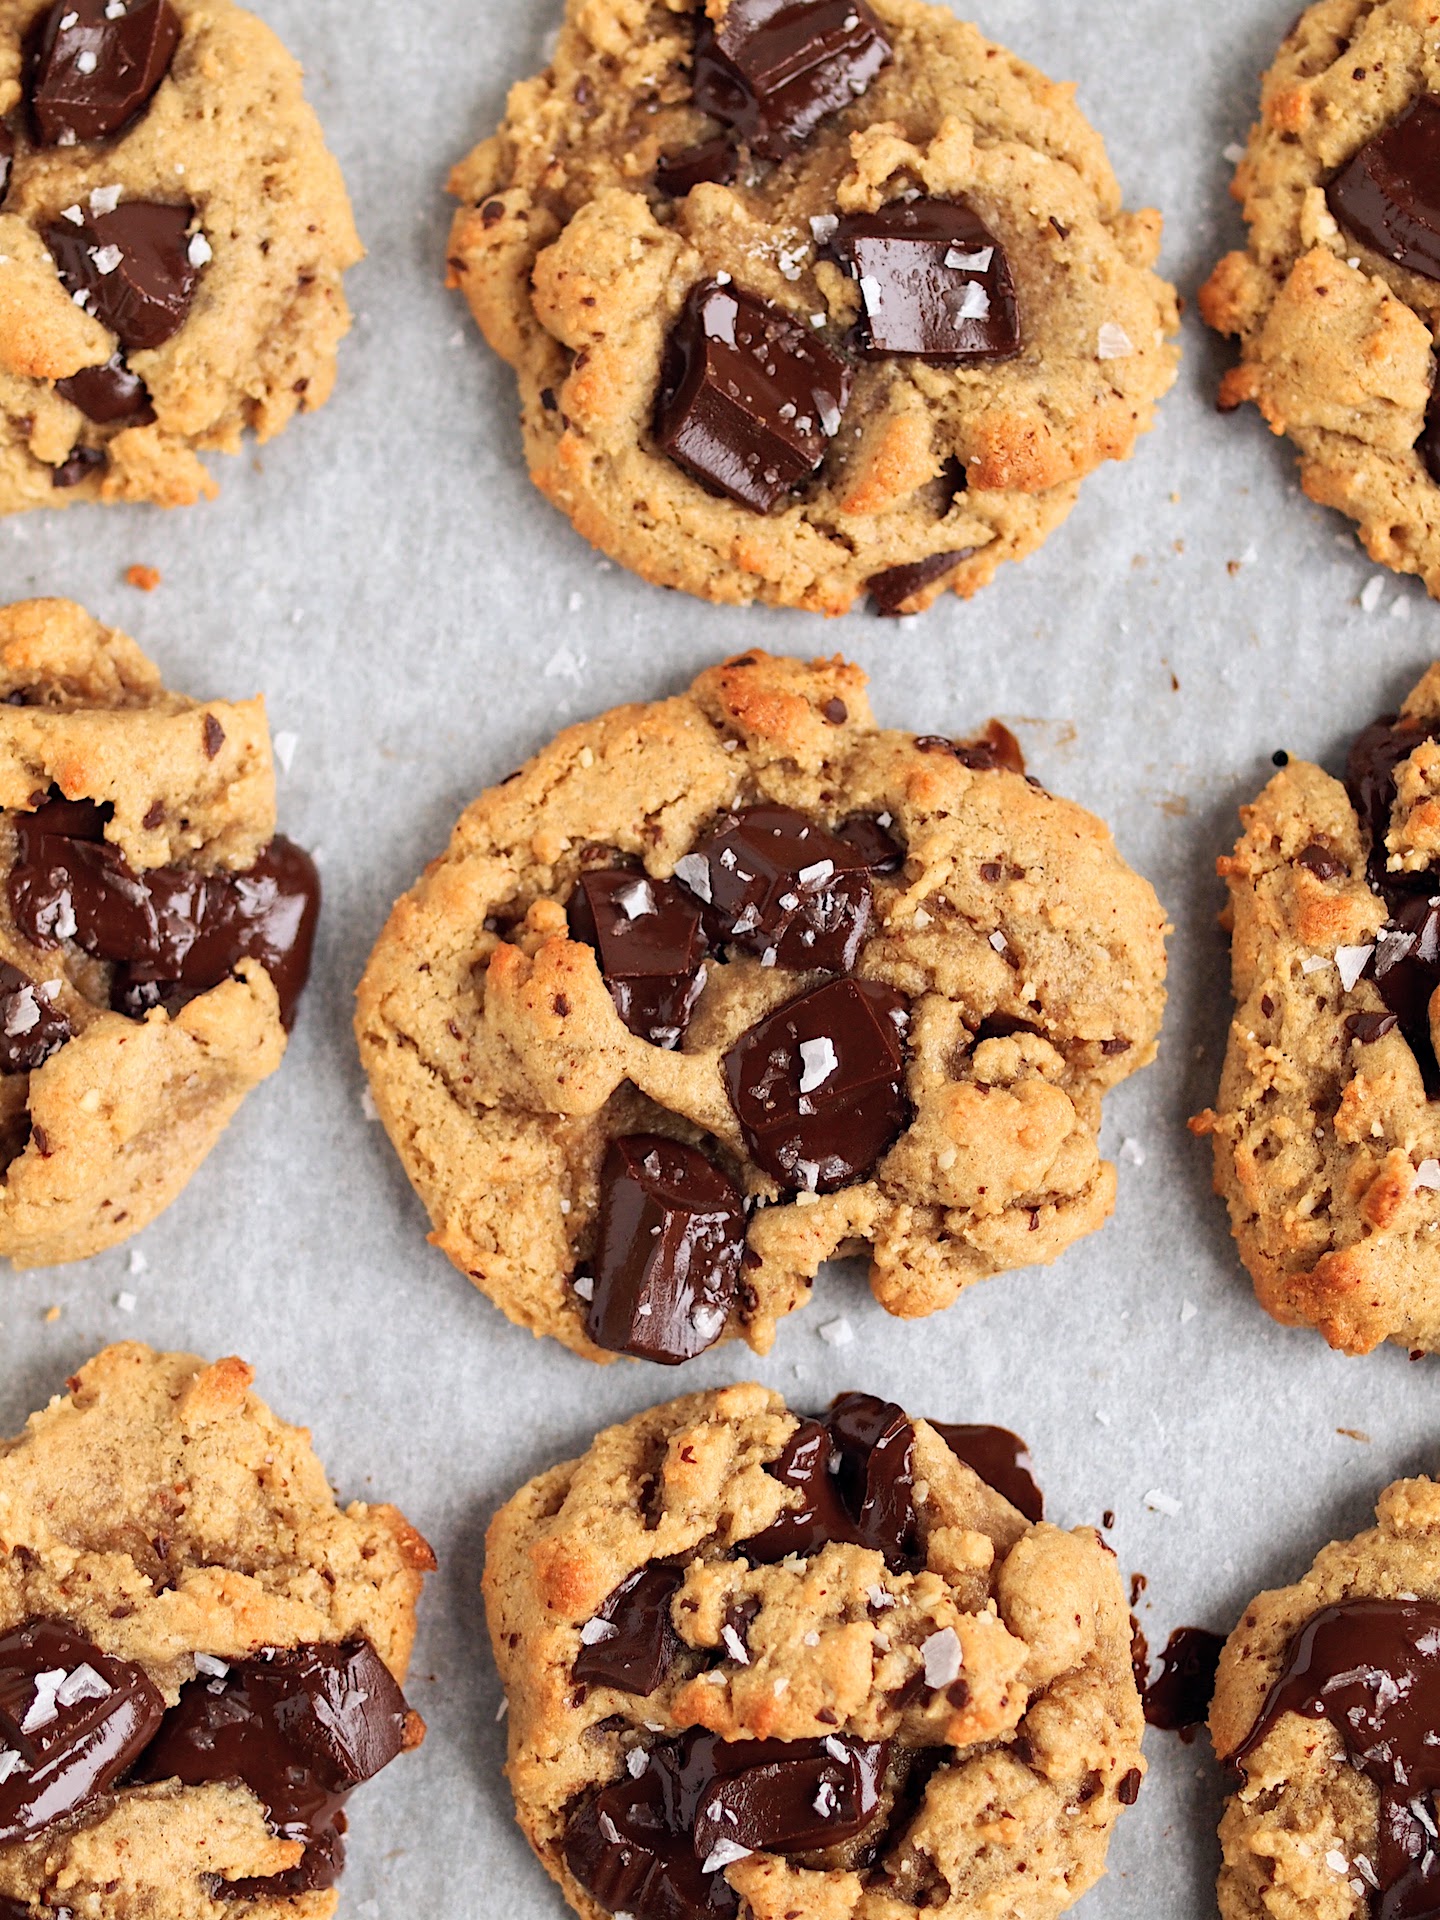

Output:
xmin=1211 ymin=1473 xmax=1440 ymax=1920
xmin=485 ymin=1383 xmax=1142 ymax=1920
xmin=0 ymin=597 xmax=320 ymax=1269
xmin=0 ymin=0 xmax=362 ymax=512
xmin=1200 ymin=0 xmax=1440 ymax=595
xmin=0 ymin=1341 xmax=434 ymax=1917
xmin=446 ymin=0 xmax=1179 ymax=615
xmin=1194 ymin=662 xmax=1440 ymax=1356
xmin=356 ymin=650 xmax=1167 ymax=1365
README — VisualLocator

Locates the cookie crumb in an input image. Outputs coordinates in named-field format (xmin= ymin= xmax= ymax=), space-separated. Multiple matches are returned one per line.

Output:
xmin=124 ymin=565 xmax=160 ymax=592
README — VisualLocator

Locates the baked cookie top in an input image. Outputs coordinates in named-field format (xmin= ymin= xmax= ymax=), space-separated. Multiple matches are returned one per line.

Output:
xmin=356 ymin=650 xmax=1167 ymax=1366
xmin=0 ymin=596 xmax=320 ymax=1269
xmin=0 ymin=0 xmax=362 ymax=513
xmin=1211 ymin=1474 xmax=1440 ymax=1920
xmin=486 ymin=1384 xmax=1142 ymax=1920
xmin=0 ymin=1341 xmax=434 ymax=1918
xmin=447 ymin=0 xmax=1179 ymax=615
xmin=1201 ymin=0 xmax=1440 ymax=595
xmin=1196 ymin=661 xmax=1440 ymax=1356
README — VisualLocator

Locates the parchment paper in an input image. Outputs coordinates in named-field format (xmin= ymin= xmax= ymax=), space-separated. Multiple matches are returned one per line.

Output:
xmin=0 ymin=0 xmax=1432 ymax=1911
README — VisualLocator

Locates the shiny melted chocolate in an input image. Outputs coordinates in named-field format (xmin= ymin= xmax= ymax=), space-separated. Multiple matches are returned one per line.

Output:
xmin=27 ymin=0 xmax=180 ymax=147
xmin=830 ymin=199 xmax=1019 ymax=361
xmin=0 ymin=960 xmax=71 ymax=1073
xmin=929 ymin=1422 xmax=1044 ymax=1524
xmin=573 ymin=1565 xmax=686 ymax=1697
xmin=1328 ymin=95 xmax=1440 ymax=282
xmin=690 ymin=0 xmax=891 ymax=158
xmin=568 ymin=868 xmax=707 ymax=1048
xmin=46 ymin=201 xmax=199 ymax=351
xmin=867 ymin=549 xmax=975 ymax=616
xmin=1140 ymin=1627 xmax=1223 ymax=1740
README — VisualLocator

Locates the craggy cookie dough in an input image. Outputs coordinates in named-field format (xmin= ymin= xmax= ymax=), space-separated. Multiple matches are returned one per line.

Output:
xmin=0 ymin=0 xmax=362 ymax=513
xmin=1201 ymin=0 xmax=1440 ymax=595
xmin=1211 ymin=1474 xmax=1440 ymax=1920
xmin=486 ymin=1384 xmax=1143 ymax=1920
xmin=356 ymin=651 xmax=1167 ymax=1365
xmin=1195 ymin=662 xmax=1440 ymax=1356
xmin=0 ymin=1341 xmax=433 ymax=1918
xmin=0 ymin=597 xmax=320 ymax=1269
xmin=447 ymin=0 xmax=1179 ymax=615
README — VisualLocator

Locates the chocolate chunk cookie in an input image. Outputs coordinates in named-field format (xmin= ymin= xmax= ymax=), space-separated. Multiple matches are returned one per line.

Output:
xmin=1211 ymin=1472 xmax=1440 ymax=1920
xmin=1201 ymin=0 xmax=1440 ymax=594
xmin=485 ymin=1384 xmax=1142 ymax=1920
xmin=1194 ymin=662 xmax=1440 ymax=1356
xmin=0 ymin=597 xmax=320 ymax=1268
xmin=0 ymin=0 xmax=362 ymax=512
xmin=356 ymin=652 xmax=1167 ymax=1364
xmin=0 ymin=1341 xmax=433 ymax=1916
xmin=446 ymin=0 xmax=1179 ymax=614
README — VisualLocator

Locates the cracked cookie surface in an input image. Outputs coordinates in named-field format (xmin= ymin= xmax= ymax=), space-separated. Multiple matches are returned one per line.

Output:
xmin=356 ymin=650 xmax=1167 ymax=1365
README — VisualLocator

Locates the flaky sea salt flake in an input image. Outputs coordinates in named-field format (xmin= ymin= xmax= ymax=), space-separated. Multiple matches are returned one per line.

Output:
xmin=921 ymin=1628 xmax=962 ymax=1688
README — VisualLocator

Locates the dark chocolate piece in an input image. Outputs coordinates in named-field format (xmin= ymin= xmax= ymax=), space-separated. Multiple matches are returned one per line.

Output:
xmin=56 ymin=354 xmax=155 ymax=425
xmin=138 ymin=1640 xmax=412 ymax=1897
xmin=723 ymin=976 xmax=909 ymax=1192
xmin=46 ymin=201 xmax=199 ymax=351
xmin=1141 ymin=1626 xmax=1223 ymax=1740
xmin=691 ymin=1732 xmax=885 ymax=1858
xmin=745 ymin=1391 xmax=917 ymax=1570
xmin=0 ymin=960 xmax=71 ymax=1073
xmin=27 ymin=0 xmax=179 ymax=147
xmin=930 ymin=1422 xmax=1044 ymax=1523
xmin=692 ymin=0 xmax=890 ymax=158
xmin=1296 ymin=841 xmax=1347 ymax=881
xmin=868 ymin=549 xmax=973 ymax=616
xmin=51 ymin=444 xmax=105 ymax=487
xmin=833 ymin=813 xmax=904 ymax=873
xmin=0 ymin=1616 xmax=165 ymax=1844
xmin=9 ymin=799 xmax=320 ymax=1029
xmin=0 ymin=124 xmax=13 ymax=199
xmin=585 ymin=1134 xmax=746 ymax=1363
xmin=654 ymin=280 xmax=851 ymax=512
xmin=568 ymin=868 xmax=707 ymax=1048
xmin=831 ymin=198 xmax=1019 ymax=361
xmin=573 ymin=1565 xmax=685 ymax=1697
xmin=676 ymin=804 xmax=891 ymax=972
xmin=1420 ymin=372 xmax=1440 ymax=485
xmin=1327 ymin=94 xmax=1440 ymax=281
xmin=1347 ymin=1009 xmax=1400 ymax=1044
xmin=655 ymin=137 xmax=738 ymax=198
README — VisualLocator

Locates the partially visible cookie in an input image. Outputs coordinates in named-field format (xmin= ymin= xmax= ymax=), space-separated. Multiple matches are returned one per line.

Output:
xmin=447 ymin=0 xmax=1179 ymax=614
xmin=1201 ymin=0 xmax=1440 ymax=594
xmin=1211 ymin=1473 xmax=1440 ymax=1920
xmin=356 ymin=651 xmax=1167 ymax=1365
xmin=1195 ymin=661 xmax=1440 ymax=1355
xmin=486 ymin=1383 xmax=1142 ymax=1920
xmin=0 ymin=597 xmax=321 ymax=1269
xmin=0 ymin=1341 xmax=434 ymax=1917
xmin=0 ymin=0 xmax=362 ymax=512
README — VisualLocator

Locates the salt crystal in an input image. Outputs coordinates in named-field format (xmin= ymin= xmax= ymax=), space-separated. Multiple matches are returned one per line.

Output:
xmin=21 ymin=1670 xmax=66 ymax=1732
xmin=361 ymin=1085 xmax=380 ymax=1122
xmin=627 ymin=1748 xmax=648 ymax=1777
xmin=1144 ymin=1489 xmax=1181 ymax=1516
xmin=921 ymin=1627 xmax=962 ymax=1688
xmin=1180 ymin=1299 xmax=1197 ymax=1324
xmin=988 ymin=929 xmax=1007 ymax=953
xmin=945 ymin=246 xmax=993 ymax=272
xmin=797 ymin=859 xmax=834 ymax=886
xmin=1120 ymin=1137 xmax=1146 ymax=1167
xmin=953 ymin=281 xmax=990 ymax=321
xmin=89 ymin=184 xmax=122 ymax=216
xmin=574 ymin=1274 xmax=594 ymax=1301
xmin=809 ymin=214 xmax=838 ymax=243
xmin=1417 ymin=1160 xmax=1440 ymax=1191
xmin=55 ymin=1664 xmax=110 ymax=1708
xmin=721 ymin=1625 xmax=750 ymax=1665
xmin=194 ymin=1654 xmax=228 ymax=1678
xmin=819 ymin=1317 xmax=854 ymax=1346
xmin=673 ymin=853 xmax=711 ymax=903
xmin=1223 ymin=142 xmax=1245 ymax=164
xmin=3 ymin=990 xmax=39 ymax=1036
xmin=1326 ymin=1850 xmax=1349 ymax=1874
xmin=90 ymin=243 xmax=123 ymax=275
xmin=0 ymin=1751 xmax=24 ymax=1783
xmin=859 ymin=275 xmax=882 ymax=314
xmin=1360 ymin=576 xmax=1385 ymax=613
xmin=1335 ymin=945 xmax=1374 ymax=991
xmin=543 ymin=644 xmax=587 ymax=682
xmin=128 ymin=1248 xmax=147 ymax=1276
xmin=701 ymin=1840 xmax=753 ymax=1873
xmin=798 ymin=1036 xmax=837 ymax=1094
xmin=1097 ymin=322 xmax=1133 ymax=360
xmin=1300 ymin=954 xmax=1331 ymax=974
xmin=579 ymin=1617 xmax=619 ymax=1646
xmin=115 ymin=1291 xmax=136 ymax=1313
xmin=273 ymin=731 xmax=298 ymax=773
xmin=60 ymin=204 xmax=84 ymax=225
xmin=75 ymin=47 xmax=97 ymax=72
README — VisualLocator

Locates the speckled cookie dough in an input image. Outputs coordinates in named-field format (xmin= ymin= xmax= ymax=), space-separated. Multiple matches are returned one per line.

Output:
xmin=1201 ymin=0 xmax=1440 ymax=595
xmin=356 ymin=650 xmax=1167 ymax=1365
xmin=0 ymin=0 xmax=362 ymax=513
xmin=0 ymin=597 xmax=320 ymax=1270
xmin=447 ymin=0 xmax=1179 ymax=614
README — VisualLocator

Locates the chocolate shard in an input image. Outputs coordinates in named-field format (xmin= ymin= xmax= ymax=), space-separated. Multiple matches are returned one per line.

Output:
xmin=674 ymin=804 xmax=892 ymax=972
xmin=9 ymin=800 xmax=321 ymax=1030
xmin=568 ymin=868 xmax=708 ymax=1048
xmin=574 ymin=1565 xmax=685 ymax=1696
xmin=831 ymin=198 xmax=1019 ymax=361
xmin=723 ymin=976 xmax=910 ymax=1192
xmin=654 ymin=280 xmax=851 ymax=512
xmin=27 ymin=0 xmax=180 ymax=147
xmin=742 ymin=1417 xmax=857 ymax=1563
xmin=655 ymin=136 xmax=738 ymax=198
xmin=867 ymin=549 xmax=973 ymax=616
xmin=929 ymin=1421 xmax=1044 ymax=1522
xmin=0 ymin=1616 xmax=166 ymax=1844
xmin=51 ymin=444 xmax=106 ymax=487
xmin=744 ymin=1392 xmax=918 ymax=1569
xmin=1327 ymin=94 xmax=1440 ymax=281
xmin=691 ymin=1732 xmax=886 ymax=1858
xmin=56 ymin=354 xmax=155 ymax=426
xmin=585 ymin=1134 xmax=746 ymax=1363
xmin=0 ymin=124 xmax=13 ymax=200
xmin=0 ymin=960 xmax=71 ymax=1073
xmin=692 ymin=0 xmax=890 ymax=158
xmin=46 ymin=201 xmax=199 ymax=352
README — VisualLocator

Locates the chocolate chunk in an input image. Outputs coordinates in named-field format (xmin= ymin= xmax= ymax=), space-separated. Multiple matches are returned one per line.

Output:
xmin=138 ymin=1640 xmax=412 ymax=1896
xmin=55 ymin=353 xmax=155 ymax=425
xmin=0 ymin=1616 xmax=165 ymax=1844
xmin=27 ymin=0 xmax=179 ymax=146
xmin=868 ymin=549 xmax=973 ymax=615
xmin=51 ymin=444 xmax=105 ymax=487
xmin=691 ymin=1733 xmax=885 ymax=1858
xmin=655 ymin=136 xmax=738 ymax=198
xmin=568 ymin=868 xmax=708 ymax=1048
xmin=675 ymin=804 xmax=890 ymax=972
xmin=832 ymin=198 xmax=1019 ymax=361
xmin=1327 ymin=94 xmax=1440 ymax=280
xmin=745 ymin=1392 xmax=918 ymax=1569
xmin=654 ymin=280 xmax=851 ymax=512
xmin=1347 ymin=1008 xmax=1399 ymax=1044
xmin=585 ymin=1134 xmax=746 ymax=1363
xmin=833 ymin=813 xmax=904 ymax=873
xmin=9 ymin=800 xmax=320 ymax=1029
xmin=1345 ymin=712 xmax=1429 ymax=881
xmin=930 ymin=1422 xmax=1044 ymax=1523
xmin=723 ymin=976 xmax=909 ymax=1192
xmin=1117 ymin=1767 xmax=1142 ymax=1805
xmin=1420 ymin=371 xmax=1440 ymax=485
xmin=956 ymin=719 xmax=1026 ymax=775
xmin=0 ymin=960 xmax=71 ymax=1073
xmin=574 ymin=1565 xmax=685 ymax=1697
xmin=0 ymin=124 xmax=13 ymax=199
xmin=1296 ymin=840 xmax=1347 ymax=881
xmin=46 ymin=201 xmax=199 ymax=352
xmin=743 ymin=1417 xmax=859 ymax=1564
xmin=692 ymin=0 xmax=890 ymax=158
xmin=1141 ymin=1626 xmax=1224 ymax=1740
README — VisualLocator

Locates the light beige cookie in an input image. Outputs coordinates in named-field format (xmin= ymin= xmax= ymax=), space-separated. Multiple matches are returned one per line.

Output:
xmin=357 ymin=651 xmax=1167 ymax=1365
